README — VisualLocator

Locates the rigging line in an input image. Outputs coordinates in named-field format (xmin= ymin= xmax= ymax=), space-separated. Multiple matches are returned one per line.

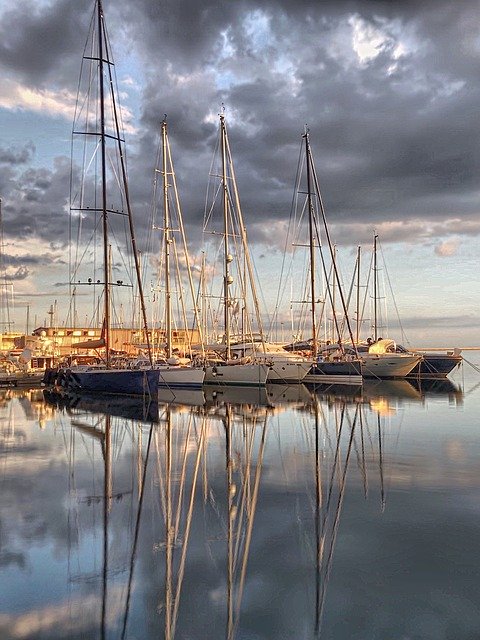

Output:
xmin=309 ymin=148 xmax=357 ymax=352
xmin=203 ymin=132 xmax=222 ymax=232
xmin=232 ymin=420 xmax=257 ymax=570
xmin=232 ymin=420 xmax=268 ymax=637
xmin=311 ymin=208 xmax=343 ymax=348
xmin=359 ymin=406 xmax=369 ymax=499
xmin=463 ymin=358 xmax=480 ymax=375
xmin=104 ymin=31 xmax=154 ymax=366
xmin=154 ymin=429 xmax=167 ymax=521
xmin=170 ymin=415 xmax=208 ymax=639
xmin=120 ymin=422 xmax=155 ymax=640
xmin=377 ymin=414 xmax=386 ymax=512
xmin=318 ymin=404 xmax=359 ymax=630
xmin=166 ymin=132 xmax=205 ymax=355
xmin=338 ymin=249 xmax=357 ymax=342
xmin=320 ymin=404 xmax=345 ymax=535
xmin=269 ymin=139 xmax=305 ymax=334
xmin=359 ymin=248 xmax=374 ymax=340
xmin=316 ymin=248 xmax=333 ymax=338
xmin=378 ymin=239 xmax=409 ymax=345
xmin=224 ymin=124 xmax=266 ymax=349
xmin=173 ymin=414 xmax=194 ymax=539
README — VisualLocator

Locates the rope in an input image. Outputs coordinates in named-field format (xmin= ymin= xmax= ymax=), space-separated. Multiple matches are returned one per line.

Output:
xmin=463 ymin=357 xmax=480 ymax=374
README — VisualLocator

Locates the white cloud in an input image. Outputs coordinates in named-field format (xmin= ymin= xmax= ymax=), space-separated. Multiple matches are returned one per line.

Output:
xmin=0 ymin=77 xmax=77 ymax=120
xmin=434 ymin=238 xmax=460 ymax=256
xmin=350 ymin=15 xmax=388 ymax=63
xmin=0 ymin=77 xmax=136 ymax=134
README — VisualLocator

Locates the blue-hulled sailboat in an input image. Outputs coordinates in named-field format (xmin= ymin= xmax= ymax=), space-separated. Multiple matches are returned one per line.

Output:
xmin=59 ymin=0 xmax=159 ymax=397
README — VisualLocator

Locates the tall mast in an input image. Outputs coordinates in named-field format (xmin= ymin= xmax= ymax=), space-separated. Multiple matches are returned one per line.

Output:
xmin=307 ymin=135 xmax=358 ymax=354
xmin=304 ymin=129 xmax=317 ymax=358
xmin=162 ymin=120 xmax=172 ymax=358
xmin=356 ymin=245 xmax=361 ymax=343
xmin=97 ymin=0 xmax=110 ymax=366
xmin=373 ymin=233 xmax=378 ymax=341
xmin=221 ymin=114 xmax=231 ymax=360
xmin=0 ymin=197 xmax=12 ymax=332
xmin=102 ymin=3 xmax=154 ymax=367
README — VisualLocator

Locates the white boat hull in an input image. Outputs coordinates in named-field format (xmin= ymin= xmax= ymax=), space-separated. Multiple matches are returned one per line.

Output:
xmin=361 ymin=354 xmax=422 ymax=378
xmin=265 ymin=361 xmax=311 ymax=383
xmin=204 ymin=363 xmax=269 ymax=386
xmin=156 ymin=366 xmax=205 ymax=389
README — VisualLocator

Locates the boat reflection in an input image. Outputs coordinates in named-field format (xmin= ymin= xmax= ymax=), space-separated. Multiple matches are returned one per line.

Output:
xmin=204 ymin=384 xmax=270 ymax=408
xmin=408 ymin=377 xmax=464 ymax=404
xmin=311 ymin=397 xmax=394 ymax=637
xmin=43 ymin=389 xmax=160 ymax=423
xmin=265 ymin=383 xmax=314 ymax=409
xmin=312 ymin=376 xmax=464 ymax=410
xmin=0 ymin=375 xmax=469 ymax=639
xmin=158 ymin=387 xmax=206 ymax=407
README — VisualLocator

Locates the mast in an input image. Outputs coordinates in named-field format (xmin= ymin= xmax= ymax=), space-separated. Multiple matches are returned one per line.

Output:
xmin=162 ymin=120 xmax=173 ymax=359
xmin=0 ymin=198 xmax=12 ymax=332
xmin=308 ymin=140 xmax=358 ymax=353
xmin=304 ymin=129 xmax=318 ymax=358
xmin=373 ymin=233 xmax=378 ymax=342
xmin=221 ymin=114 xmax=232 ymax=360
xmin=97 ymin=0 xmax=110 ymax=366
xmin=356 ymin=246 xmax=361 ymax=343
xmin=101 ymin=0 xmax=155 ymax=365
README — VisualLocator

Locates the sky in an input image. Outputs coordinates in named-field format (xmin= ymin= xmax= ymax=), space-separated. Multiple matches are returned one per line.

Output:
xmin=0 ymin=0 xmax=478 ymax=347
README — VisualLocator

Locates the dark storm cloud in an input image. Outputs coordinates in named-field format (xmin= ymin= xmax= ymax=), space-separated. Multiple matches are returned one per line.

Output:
xmin=1 ymin=0 xmax=479 ymax=254
xmin=0 ymin=143 xmax=35 ymax=165
xmin=0 ymin=0 xmax=91 ymax=89
xmin=1 ymin=158 xmax=70 ymax=244
xmin=118 ymin=0 xmax=480 ymax=242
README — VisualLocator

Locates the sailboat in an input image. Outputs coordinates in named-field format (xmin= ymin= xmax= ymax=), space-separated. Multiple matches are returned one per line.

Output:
xmin=280 ymin=128 xmax=362 ymax=385
xmin=59 ymin=0 xmax=159 ymax=397
xmin=360 ymin=234 xmax=461 ymax=379
xmin=203 ymin=114 xmax=269 ymax=387
xmin=352 ymin=234 xmax=423 ymax=378
xmin=145 ymin=119 xmax=205 ymax=389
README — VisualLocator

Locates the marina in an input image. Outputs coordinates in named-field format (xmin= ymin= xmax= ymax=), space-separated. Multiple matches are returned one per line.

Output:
xmin=0 ymin=365 xmax=478 ymax=639
xmin=0 ymin=0 xmax=479 ymax=638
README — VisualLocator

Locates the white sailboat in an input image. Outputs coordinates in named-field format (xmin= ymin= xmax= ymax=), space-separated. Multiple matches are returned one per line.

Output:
xmin=227 ymin=337 xmax=312 ymax=383
xmin=275 ymin=128 xmax=362 ymax=385
xmin=146 ymin=119 xmax=205 ymax=389
xmin=353 ymin=234 xmax=422 ymax=378
xmin=203 ymin=114 xmax=269 ymax=386
xmin=352 ymin=234 xmax=457 ymax=379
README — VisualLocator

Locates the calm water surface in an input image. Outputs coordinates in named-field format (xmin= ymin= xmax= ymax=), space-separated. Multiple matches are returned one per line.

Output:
xmin=1 ymin=364 xmax=479 ymax=640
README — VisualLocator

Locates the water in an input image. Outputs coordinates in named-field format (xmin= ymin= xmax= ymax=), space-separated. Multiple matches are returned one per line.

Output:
xmin=1 ymin=365 xmax=479 ymax=640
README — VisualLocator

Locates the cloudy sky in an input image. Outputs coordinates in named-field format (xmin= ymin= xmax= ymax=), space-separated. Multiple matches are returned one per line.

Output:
xmin=0 ymin=0 xmax=478 ymax=346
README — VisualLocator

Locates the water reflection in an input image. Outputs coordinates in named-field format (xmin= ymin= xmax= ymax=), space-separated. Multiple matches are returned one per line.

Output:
xmin=0 ymin=375 xmax=477 ymax=640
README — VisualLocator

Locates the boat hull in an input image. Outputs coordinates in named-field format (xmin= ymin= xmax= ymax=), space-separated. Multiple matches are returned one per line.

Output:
xmin=361 ymin=354 xmax=421 ymax=378
xmin=61 ymin=368 xmax=160 ymax=397
xmin=204 ymin=363 xmax=269 ymax=386
xmin=265 ymin=361 xmax=311 ymax=383
xmin=157 ymin=366 xmax=205 ymax=388
xmin=305 ymin=360 xmax=363 ymax=385
xmin=406 ymin=354 xmax=462 ymax=379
